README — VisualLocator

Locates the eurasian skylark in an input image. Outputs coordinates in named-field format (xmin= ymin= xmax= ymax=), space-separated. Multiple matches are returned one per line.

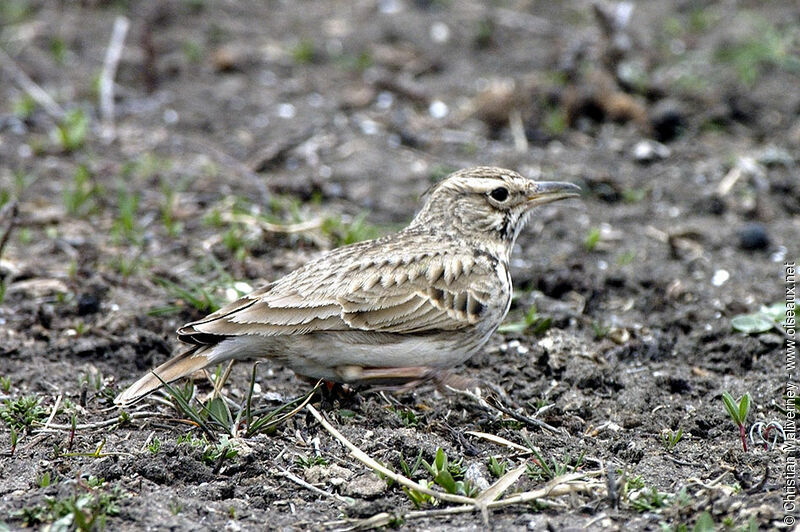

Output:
xmin=115 ymin=167 xmax=579 ymax=406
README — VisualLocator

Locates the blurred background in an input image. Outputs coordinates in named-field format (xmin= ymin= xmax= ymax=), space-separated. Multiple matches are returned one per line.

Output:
xmin=0 ymin=0 xmax=798 ymax=529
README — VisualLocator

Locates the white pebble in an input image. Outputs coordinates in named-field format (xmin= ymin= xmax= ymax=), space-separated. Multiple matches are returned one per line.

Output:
xmin=429 ymin=100 xmax=448 ymax=119
xmin=430 ymin=22 xmax=450 ymax=43
xmin=711 ymin=269 xmax=729 ymax=287
xmin=277 ymin=103 xmax=296 ymax=119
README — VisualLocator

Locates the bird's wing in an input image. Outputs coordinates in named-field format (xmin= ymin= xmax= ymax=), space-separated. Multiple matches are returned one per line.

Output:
xmin=178 ymin=239 xmax=498 ymax=343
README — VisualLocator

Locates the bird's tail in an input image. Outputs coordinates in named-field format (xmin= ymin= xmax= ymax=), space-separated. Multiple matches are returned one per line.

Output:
xmin=114 ymin=347 xmax=210 ymax=407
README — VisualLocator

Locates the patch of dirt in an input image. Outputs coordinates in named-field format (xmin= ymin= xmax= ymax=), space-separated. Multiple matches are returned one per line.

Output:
xmin=0 ymin=0 xmax=797 ymax=529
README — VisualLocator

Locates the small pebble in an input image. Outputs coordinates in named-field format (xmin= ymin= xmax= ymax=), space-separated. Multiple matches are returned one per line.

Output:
xmin=77 ymin=293 xmax=101 ymax=315
xmin=649 ymin=99 xmax=686 ymax=143
xmin=711 ymin=269 xmax=729 ymax=287
xmin=277 ymin=103 xmax=296 ymax=119
xmin=430 ymin=22 xmax=450 ymax=43
xmin=632 ymin=139 xmax=670 ymax=163
xmin=429 ymin=100 xmax=448 ymax=119
xmin=737 ymin=223 xmax=770 ymax=251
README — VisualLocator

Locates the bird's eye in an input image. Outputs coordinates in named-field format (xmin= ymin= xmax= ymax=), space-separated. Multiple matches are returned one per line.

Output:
xmin=490 ymin=187 xmax=509 ymax=202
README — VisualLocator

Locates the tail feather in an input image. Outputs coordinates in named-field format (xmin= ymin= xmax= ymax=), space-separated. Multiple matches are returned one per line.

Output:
xmin=115 ymin=347 xmax=210 ymax=407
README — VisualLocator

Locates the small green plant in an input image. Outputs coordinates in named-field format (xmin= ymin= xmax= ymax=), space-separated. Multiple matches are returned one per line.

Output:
xmin=221 ymin=226 xmax=249 ymax=261
xmin=154 ymin=277 xmax=224 ymax=314
xmin=591 ymin=321 xmax=610 ymax=339
xmin=291 ymin=39 xmax=318 ymax=64
xmin=721 ymin=391 xmax=751 ymax=451
xmin=661 ymin=428 xmax=683 ymax=452
xmin=177 ymin=433 xmax=206 ymax=447
xmin=13 ymin=94 xmax=36 ymax=119
xmin=422 ymin=448 xmax=477 ymax=497
xmin=621 ymin=187 xmax=646 ymax=203
xmin=498 ymin=304 xmax=551 ymax=335
xmin=487 ymin=456 xmax=509 ymax=478
xmin=321 ymin=213 xmax=384 ymax=247
xmin=201 ymin=436 xmax=238 ymax=466
xmin=391 ymin=407 xmax=419 ymax=427
xmin=0 ymin=376 xmax=11 ymax=393
xmin=110 ymin=253 xmax=143 ymax=278
xmin=402 ymin=479 xmax=437 ymax=508
xmin=63 ymin=166 xmax=99 ymax=217
xmin=473 ymin=17 xmax=495 ymax=49
xmin=160 ymin=178 xmax=184 ymax=237
xmin=10 ymin=426 xmax=19 ymax=455
xmin=182 ymin=40 xmax=203 ymax=63
xmin=295 ymin=454 xmax=327 ymax=468
xmin=0 ymin=396 xmax=49 ymax=433
xmin=49 ymin=37 xmax=67 ymax=64
xmin=111 ymin=188 xmax=140 ymax=243
xmin=53 ymin=108 xmax=89 ymax=152
xmin=617 ymin=250 xmax=636 ymax=266
xmin=542 ymin=105 xmax=567 ymax=136
xmin=629 ymin=486 xmax=671 ymax=512
xmin=731 ymin=302 xmax=786 ymax=334
xmin=399 ymin=449 xmax=425 ymax=478
xmin=716 ymin=23 xmax=798 ymax=86
xmin=584 ymin=227 xmax=601 ymax=251
xmin=526 ymin=446 xmax=585 ymax=482
xmin=37 ymin=471 xmax=53 ymax=488
xmin=147 ymin=437 xmax=161 ymax=455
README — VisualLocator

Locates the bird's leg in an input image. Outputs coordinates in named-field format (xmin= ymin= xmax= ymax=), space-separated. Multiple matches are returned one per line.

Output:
xmin=334 ymin=365 xmax=436 ymax=385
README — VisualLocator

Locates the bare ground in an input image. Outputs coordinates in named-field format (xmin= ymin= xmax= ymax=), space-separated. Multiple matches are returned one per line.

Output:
xmin=0 ymin=1 xmax=799 ymax=530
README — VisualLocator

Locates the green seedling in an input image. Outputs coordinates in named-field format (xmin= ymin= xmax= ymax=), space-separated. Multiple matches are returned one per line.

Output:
xmin=584 ymin=227 xmax=601 ymax=251
xmin=661 ymin=428 xmax=683 ymax=451
xmin=292 ymin=39 xmax=317 ymax=64
xmin=13 ymin=94 xmax=37 ymax=119
xmin=629 ymin=486 xmax=671 ymax=512
xmin=160 ymin=178 xmax=184 ymax=237
xmin=402 ymin=479 xmax=436 ymax=508
xmin=111 ymin=188 xmax=140 ymax=243
xmin=37 ymin=471 xmax=53 ymax=488
xmin=295 ymin=454 xmax=327 ymax=468
xmin=0 ymin=396 xmax=48 ymax=433
xmin=498 ymin=304 xmax=551 ymax=335
xmin=242 ymin=368 xmax=321 ymax=437
xmin=715 ymin=23 xmax=798 ymax=86
xmin=391 ymin=407 xmax=419 ymax=427
xmin=9 ymin=426 xmax=18 ymax=456
xmin=722 ymin=391 xmax=751 ymax=451
xmin=35 ymin=484 xmax=121 ymax=530
xmin=526 ymin=449 xmax=585 ymax=481
xmin=201 ymin=436 xmax=238 ymax=467
xmin=320 ymin=212 xmax=384 ymax=247
xmin=399 ymin=449 xmax=425 ymax=478
xmin=63 ymin=166 xmax=99 ymax=217
xmin=422 ymin=448 xmax=477 ymax=497
xmin=0 ymin=376 xmax=11 ymax=393
xmin=487 ymin=456 xmax=509 ymax=478
xmin=154 ymin=277 xmax=224 ymax=314
xmin=731 ymin=302 xmax=786 ymax=334
xmin=147 ymin=437 xmax=161 ymax=455
xmin=53 ymin=108 xmax=89 ymax=152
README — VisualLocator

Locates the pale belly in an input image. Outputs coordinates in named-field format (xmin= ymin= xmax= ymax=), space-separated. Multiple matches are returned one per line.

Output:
xmin=205 ymin=326 xmax=497 ymax=383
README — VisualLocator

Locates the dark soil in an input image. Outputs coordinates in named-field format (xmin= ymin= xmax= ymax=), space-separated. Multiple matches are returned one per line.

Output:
xmin=1 ymin=1 xmax=798 ymax=530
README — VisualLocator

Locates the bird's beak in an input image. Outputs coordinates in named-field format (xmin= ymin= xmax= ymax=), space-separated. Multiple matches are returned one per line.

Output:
xmin=527 ymin=181 xmax=581 ymax=206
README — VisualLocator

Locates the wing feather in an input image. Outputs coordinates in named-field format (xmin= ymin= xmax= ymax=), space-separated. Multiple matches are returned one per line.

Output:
xmin=178 ymin=234 xmax=498 ymax=344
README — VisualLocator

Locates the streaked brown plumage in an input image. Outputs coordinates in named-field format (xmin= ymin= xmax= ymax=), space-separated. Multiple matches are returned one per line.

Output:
xmin=115 ymin=167 xmax=579 ymax=406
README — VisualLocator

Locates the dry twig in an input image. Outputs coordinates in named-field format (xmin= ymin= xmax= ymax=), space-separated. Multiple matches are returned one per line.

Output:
xmin=99 ymin=16 xmax=130 ymax=141
xmin=0 ymin=48 xmax=65 ymax=120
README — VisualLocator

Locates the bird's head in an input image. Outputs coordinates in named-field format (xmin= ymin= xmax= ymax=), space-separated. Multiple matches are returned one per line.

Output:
xmin=410 ymin=166 xmax=580 ymax=259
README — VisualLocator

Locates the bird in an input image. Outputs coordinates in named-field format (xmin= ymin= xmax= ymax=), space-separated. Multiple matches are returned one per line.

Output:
xmin=115 ymin=167 xmax=580 ymax=406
